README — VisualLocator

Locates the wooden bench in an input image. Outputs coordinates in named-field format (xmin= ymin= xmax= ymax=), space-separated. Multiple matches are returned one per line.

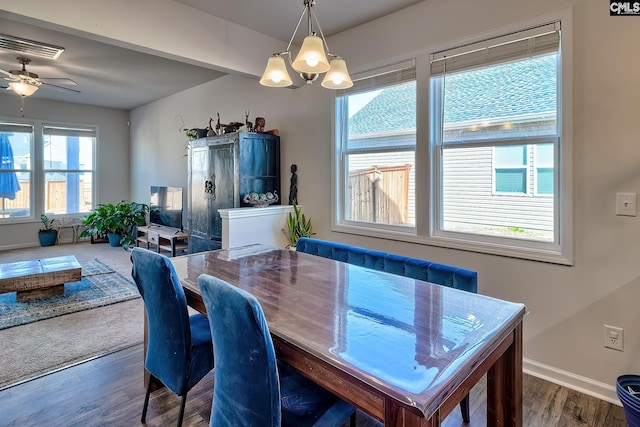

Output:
xmin=0 ymin=255 xmax=82 ymax=301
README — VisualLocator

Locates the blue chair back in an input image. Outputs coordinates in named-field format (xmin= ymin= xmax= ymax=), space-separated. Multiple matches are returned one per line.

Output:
xmin=131 ymin=247 xmax=193 ymax=396
xmin=198 ymin=274 xmax=281 ymax=427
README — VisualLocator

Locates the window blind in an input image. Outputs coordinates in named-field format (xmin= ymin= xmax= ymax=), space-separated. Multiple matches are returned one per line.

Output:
xmin=338 ymin=60 xmax=416 ymax=96
xmin=430 ymin=21 xmax=560 ymax=76
xmin=0 ymin=123 xmax=33 ymax=134
xmin=43 ymin=126 xmax=96 ymax=138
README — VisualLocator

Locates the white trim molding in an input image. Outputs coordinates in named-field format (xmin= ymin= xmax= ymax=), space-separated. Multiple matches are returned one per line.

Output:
xmin=524 ymin=358 xmax=620 ymax=406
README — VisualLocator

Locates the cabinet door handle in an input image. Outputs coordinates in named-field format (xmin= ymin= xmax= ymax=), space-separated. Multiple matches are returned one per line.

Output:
xmin=204 ymin=175 xmax=216 ymax=201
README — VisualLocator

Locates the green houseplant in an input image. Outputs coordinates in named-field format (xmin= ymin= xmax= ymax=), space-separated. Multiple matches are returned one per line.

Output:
xmin=38 ymin=214 xmax=58 ymax=247
xmin=282 ymin=203 xmax=315 ymax=249
xmin=80 ymin=201 xmax=149 ymax=249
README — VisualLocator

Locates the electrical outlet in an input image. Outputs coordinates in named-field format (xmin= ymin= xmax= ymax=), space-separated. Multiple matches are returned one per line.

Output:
xmin=604 ymin=325 xmax=624 ymax=351
xmin=616 ymin=193 xmax=637 ymax=216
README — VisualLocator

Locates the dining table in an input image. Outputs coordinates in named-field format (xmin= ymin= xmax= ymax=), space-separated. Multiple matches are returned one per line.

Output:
xmin=167 ymin=244 xmax=526 ymax=427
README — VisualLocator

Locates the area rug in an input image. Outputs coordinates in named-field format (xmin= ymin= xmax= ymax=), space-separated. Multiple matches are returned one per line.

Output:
xmin=81 ymin=258 xmax=116 ymax=276
xmin=0 ymin=298 xmax=144 ymax=390
xmin=0 ymin=259 xmax=139 ymax=330
xmin=0 ymin=258 xmax=144 ymax=390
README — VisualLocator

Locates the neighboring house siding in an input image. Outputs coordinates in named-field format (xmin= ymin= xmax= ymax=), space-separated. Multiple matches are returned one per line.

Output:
xmin=443 ymin=146 xmax=553 ymax=232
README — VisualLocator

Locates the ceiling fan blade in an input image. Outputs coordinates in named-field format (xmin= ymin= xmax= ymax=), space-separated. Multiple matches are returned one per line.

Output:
xmin=0 ymin=68 xmax=18 ymax=80
xmin=42 ymin=82 xmax=81 ymax=94
xmin=40 ymin=78 xmax=78 ymax=86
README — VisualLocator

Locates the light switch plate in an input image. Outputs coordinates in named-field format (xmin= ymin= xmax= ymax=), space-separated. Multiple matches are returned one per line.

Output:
xmin=616 ymin=193 xmax=637 ymax=216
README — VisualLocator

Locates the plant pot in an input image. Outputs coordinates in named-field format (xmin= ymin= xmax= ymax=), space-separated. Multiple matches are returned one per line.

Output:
xmin=38 ymin=230 xmax=58 ymax=247
xmin=617 ymin=375 xmax=640 ymax=427
xmin=107 ymin=233 xmax=123 ymax=247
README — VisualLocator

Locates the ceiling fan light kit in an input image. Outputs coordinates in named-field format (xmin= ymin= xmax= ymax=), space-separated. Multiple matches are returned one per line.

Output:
xmin=260 ymin=0 xmax=353 ymax=89
xmin=8 ymin=80 xmax=39 ymax=96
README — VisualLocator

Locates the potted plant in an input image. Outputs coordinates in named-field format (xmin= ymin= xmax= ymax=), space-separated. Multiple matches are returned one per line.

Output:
xmin=282 ymin=203 xmax=315 ymax=249
xmin=38 ymin=214 xmax=58 ymax=246
xmin=80 ymin=201 xmax=149 ymax=249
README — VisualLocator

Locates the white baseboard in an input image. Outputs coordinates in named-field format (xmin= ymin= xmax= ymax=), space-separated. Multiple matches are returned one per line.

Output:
xmin=524 ymin=358 xmax=620 ymax=406
xmin=0 ymin=242 xmax=39 ymax=252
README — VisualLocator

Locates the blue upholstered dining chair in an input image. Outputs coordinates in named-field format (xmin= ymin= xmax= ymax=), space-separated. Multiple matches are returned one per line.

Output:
xmin=198 ymin=274 xmax=357 ymax=427
xmin=130 ymin=248 xmax=214 ymax=427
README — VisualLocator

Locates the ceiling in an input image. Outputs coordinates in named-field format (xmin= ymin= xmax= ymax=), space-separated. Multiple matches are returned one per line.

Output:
xmin=175 ymin=0 xmax=423 ymax=43
xmin=0 ymin=0 xmax=423 ymax=111
xmin=0 ymin=15 xmax=225 ymax=110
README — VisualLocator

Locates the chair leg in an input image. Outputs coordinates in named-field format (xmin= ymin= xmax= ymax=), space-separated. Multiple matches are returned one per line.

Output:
xmin=460 ymin=393 xmax=470 ymax=423
xmin=177 ymin=393 xmax=188 ymax=427
xmin=141 ymin=380 xmax=152 ymax=423
xmin=349 ymin=411 xmax=356 ymax=427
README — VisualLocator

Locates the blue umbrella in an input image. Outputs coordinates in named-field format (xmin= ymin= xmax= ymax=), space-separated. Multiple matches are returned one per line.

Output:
xmin=0 ymin=133 xmax=21 ymax=206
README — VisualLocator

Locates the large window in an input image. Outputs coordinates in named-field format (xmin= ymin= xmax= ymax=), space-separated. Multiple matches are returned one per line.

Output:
xmin=43 ymin=126 xmax=95 ymax=215
xmin=334 ymin=17 xmax=572 ymax=264
xmin=336 ymin=64 xmax=416 ymax=228
xmin=0 ymin=120 xmax=96 ymax=224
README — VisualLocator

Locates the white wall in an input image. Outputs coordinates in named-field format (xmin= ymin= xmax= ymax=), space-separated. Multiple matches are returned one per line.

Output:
xmin=0 ymin=94 xmax=130 ymax=249
xmin=4 ymin=0 xmax=639 ymax=405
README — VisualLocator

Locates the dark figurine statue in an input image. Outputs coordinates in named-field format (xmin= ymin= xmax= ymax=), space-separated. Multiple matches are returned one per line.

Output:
xmin=254 ymin=116 xmax=279 ymax=136
xmin=289 ymin=164 xmax=298 ymax=205
xmin=245 ymin=110 xmax=253 ymax=132
xmin=254 ymin=116 xmax=265 ymax=133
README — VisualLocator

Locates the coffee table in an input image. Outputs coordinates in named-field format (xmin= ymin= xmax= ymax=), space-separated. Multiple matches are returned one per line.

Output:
xmin=0 ymin=255 xmax=82 ymax=301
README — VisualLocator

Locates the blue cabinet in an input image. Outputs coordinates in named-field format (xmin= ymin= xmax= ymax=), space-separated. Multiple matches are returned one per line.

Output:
xmin=187 ymin=132 xmax=280 ymax=253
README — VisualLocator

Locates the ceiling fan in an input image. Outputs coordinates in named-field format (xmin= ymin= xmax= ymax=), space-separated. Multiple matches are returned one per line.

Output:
xmin=0 ymin=56 xmax=80 ymax=96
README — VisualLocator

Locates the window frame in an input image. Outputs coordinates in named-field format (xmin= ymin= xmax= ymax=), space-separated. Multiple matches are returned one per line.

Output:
xmin=332 ymin=10 xmax=573 ymax=265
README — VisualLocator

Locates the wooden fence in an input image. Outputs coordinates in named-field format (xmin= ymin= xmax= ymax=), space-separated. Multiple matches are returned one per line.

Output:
xmin=1 ymin=180 xmax=89 ymax=214
xmin=348 ymin=165 xmax=411 ymax=225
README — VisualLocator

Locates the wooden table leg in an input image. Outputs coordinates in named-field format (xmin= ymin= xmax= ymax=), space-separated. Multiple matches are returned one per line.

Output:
xmin=487 ymin=322 xmax=523 ymax=427
xmin=384 ymin=398 xmax=440 ymax=427
xmin=16 ymin=284 xmax=65 ymax=301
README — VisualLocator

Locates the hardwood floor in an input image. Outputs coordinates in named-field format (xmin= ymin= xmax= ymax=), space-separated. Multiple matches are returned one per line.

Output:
xmin=0 ymin=343 xmax=627 ymax=427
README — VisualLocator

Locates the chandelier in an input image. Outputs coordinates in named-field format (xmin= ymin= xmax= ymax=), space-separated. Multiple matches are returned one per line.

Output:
xmin=259 ymin=0 xmax=353 ymax=89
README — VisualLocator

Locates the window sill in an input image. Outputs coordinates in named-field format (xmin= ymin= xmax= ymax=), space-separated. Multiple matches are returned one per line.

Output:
xmin=331 ymin=222 xmax=572 ymax=265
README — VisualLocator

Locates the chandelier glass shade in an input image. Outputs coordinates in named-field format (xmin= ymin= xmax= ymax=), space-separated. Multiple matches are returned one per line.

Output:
xmin=259 ymin=55 xmax=294 ymax=87
xmin=260 ymin=0 xmax=352 ymax=89
xmin=292 ymin=35 xmax=330 ymax=74
xmin=321 ymin=57 xmax=353 ymax=89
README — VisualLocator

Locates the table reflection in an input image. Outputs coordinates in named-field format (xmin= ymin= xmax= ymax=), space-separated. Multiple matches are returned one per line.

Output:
xmin=173 ymin=246 xmax=523 ymax=415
